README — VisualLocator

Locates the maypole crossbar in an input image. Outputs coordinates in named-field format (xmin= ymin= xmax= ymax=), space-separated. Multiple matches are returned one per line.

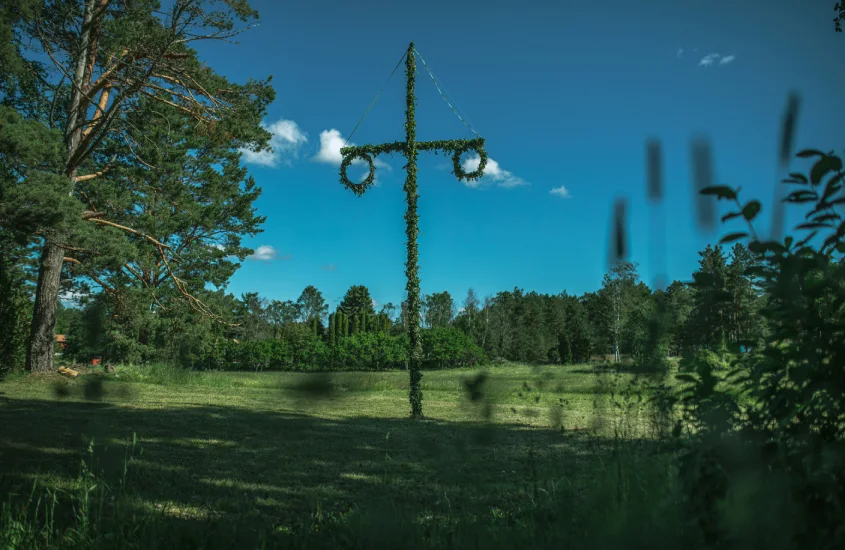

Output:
xmin=338 ymin=42 xmax=487 ymax=419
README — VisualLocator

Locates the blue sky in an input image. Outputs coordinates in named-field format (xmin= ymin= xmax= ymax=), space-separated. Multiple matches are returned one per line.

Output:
xmin=196 ymin=0 xmax=845 ymax=310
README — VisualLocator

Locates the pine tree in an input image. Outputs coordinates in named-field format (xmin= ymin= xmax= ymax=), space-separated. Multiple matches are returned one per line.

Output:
xmin=339 ymin=285 xmax=376 ymax=317
xmin=688 ymin=245 xmax=731 ymax=349
xmin=11 ymin=0 xmax=274 ymax=373
xmin=559 ymin=333 xmax=573 ymax=365
xmin=328 ymin=313 xmax=336 ymax=346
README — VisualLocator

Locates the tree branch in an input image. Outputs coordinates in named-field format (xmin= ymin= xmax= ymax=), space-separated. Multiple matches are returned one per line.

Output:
xmin=63 ymin=256 xmax=116 ymax=294
xmin=73 ymin=164 xmax=113 ymax=182
xmin=123 ymin=263 xmax=168 ymax=310
xmin=155 ymin=242 xmax=239 ymax=326
xmin=139 ymin=88 xmax=213 ymax=120
xmin=88 ymin=217 xmax=171 ymax=249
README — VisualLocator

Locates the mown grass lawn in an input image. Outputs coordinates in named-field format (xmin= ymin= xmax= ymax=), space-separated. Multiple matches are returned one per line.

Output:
xmin=0 ymin=364 xmax=683 ymax=548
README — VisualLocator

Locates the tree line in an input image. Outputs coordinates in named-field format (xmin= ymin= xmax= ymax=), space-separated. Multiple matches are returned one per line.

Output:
xmin=31 ymin=242 xmax=764 ymax=373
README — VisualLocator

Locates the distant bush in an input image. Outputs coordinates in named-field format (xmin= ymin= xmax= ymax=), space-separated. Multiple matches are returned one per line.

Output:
xmin=192 ymin=326 xmax=486 ymax=372
xmin=421 ymin=327 xmax=486 ymax=370
xmin=334 ymin=332 xmax=408 ymax=371
xmin=194 ymin=332 xmax=329 ymax=372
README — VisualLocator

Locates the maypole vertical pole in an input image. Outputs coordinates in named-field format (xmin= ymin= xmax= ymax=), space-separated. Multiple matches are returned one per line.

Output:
xmin=404 ymin=42 xmax=424 ymax=419
xmin=338 ymin=42 xmax=487 ymax=420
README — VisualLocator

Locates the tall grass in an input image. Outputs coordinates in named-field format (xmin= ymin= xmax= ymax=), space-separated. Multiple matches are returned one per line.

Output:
xmin=1 ymin=430 xmax=695 ymax=549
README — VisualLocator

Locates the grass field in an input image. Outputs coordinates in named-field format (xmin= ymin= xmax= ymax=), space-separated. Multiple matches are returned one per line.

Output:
xmin=0 ymin=363 xmax=688 ymax=548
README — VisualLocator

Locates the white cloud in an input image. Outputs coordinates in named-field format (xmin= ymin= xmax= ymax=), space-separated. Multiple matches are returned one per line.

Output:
xmin=247 ymin=245 xmax=279 ymax=261
xmin=314 ymin=129 xmax=348 ymax=165
xmin=321 ymin=264 xmax=336 ymax=272
xmin=550 ymin=186 xmax=572 ymax=199
xmin=676 ymin=48 xmax=684 ymax=58
xmin=240 ymin=119 xmax=308 ymax=167
xmin=698 ymin=53 xmax=735 ymax=68
xmin=460 ymin=154 xmax=529 ymax=189
xmin=372 ymin=298 xmax=379 ymax=309
xmin=313 ymin=129 xmax=390 ymax=171
xmin=209 ymin=242 xmax=225 ymax=251
xmin=699 ymin=53 xmax=720 ymax=67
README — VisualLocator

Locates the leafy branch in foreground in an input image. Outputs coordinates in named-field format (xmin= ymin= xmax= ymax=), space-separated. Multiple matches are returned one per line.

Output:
xmin=680 ymin=148 xmax=845 ymax=547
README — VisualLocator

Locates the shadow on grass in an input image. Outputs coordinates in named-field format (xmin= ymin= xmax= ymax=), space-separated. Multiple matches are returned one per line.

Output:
xmin=0 ymin=390 xmax=680 ymax=549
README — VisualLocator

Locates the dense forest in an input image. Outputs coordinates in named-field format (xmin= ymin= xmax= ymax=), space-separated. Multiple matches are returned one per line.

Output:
xmin=36 ymin=244 xmax=763 ymax=374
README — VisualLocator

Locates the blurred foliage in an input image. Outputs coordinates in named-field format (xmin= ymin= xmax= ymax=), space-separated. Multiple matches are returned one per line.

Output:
xmin=673 ymin=148 xmax=845 ymax=548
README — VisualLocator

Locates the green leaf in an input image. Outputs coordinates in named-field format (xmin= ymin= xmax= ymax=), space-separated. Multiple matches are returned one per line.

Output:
xmin=796 ymin=231 xmax=817 ymax=248
xmin=700 ymin=185 xmax=738 ymax=200
xmin=742 ymin=200 xmax=761 ymax=221
xmin=811 ymin=213 xmax=841 ymax=224
xmin=675 ymin=374 xmax=698 ymax=384
xmin=810 ymin=155 xmax=843 ymax=185
xmin=720 ymin=232 xmax=748 ymax=244
xmin=784 ymin=236 xmax=793 ymax=249
xmin=822 ymin=234 xmax=841 ymax=252
xmin=796 ymin=222 xmax=833 ymax=230
xmin=747 ymin=241 xmax=765 ymax=254
xmin=748 ymin=240 xmax=786 ymax=255
xmin=819 ymin=172 xmax=843 ymax=203
xmin=784 ymin=190 xmax=818 ymax=203
xmin=787 ymin=172 xmax=808 ymax=183
xmin=721 ymin=211 xmax=743 ymax=223
xmin=796 ymin=149 xmax=826 ymax=158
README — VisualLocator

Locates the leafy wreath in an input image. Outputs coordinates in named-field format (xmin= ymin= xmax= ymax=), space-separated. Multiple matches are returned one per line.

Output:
xmin=339 ymin=151 xmax=376 ymax=197
xmin=451 ymin=141 xmax=487 ymax=182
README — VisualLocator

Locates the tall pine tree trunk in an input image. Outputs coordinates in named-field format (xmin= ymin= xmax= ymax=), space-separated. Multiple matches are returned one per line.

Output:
xmin=26 ymin=243 xmax=64 ymax=373
xmin=26 ymin=0 xmax=99 ymax=373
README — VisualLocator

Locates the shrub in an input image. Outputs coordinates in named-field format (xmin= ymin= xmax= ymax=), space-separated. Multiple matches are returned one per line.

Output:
xmin=334 ymin=332 xmax=408 ymax=371
xmin=279 ymin=323 xmax=329 ymax=371
xmin=678 ymin=348 xmax=731 ymax=374
xmin=193 ymin=326 xmax=488 ymax=372
xmin=420 ymin=327 xmax=486 ymax=369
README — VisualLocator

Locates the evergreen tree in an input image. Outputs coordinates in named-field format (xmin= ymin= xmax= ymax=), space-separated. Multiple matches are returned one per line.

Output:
xmin=72 ymin=95 xmax=270 ymax=360
xmin=726 ymin=243 xmax=765 ymax=351
xmin=0 ymin=236 xmax=32 ymax=375
xmin=339 ymin=285 xmax=376 ymax=317
xmin=328 ymin=313 xmax=337 ymax=346
xmin=566 ymin=298 xmax=595 ymax=363
xmin=9 ymin=0 xmax=274 ymax=373
xmin=665 ymin=280 xmax=695 ymax=355
xmin=559 ymin=333 xmax=573 ymax=365
xmin=687 ymin=245 xmax=730 ymax=349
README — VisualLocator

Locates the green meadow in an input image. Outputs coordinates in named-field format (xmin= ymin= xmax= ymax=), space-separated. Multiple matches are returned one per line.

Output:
xmin=0 ymin=364 xmax=687 ymax=549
